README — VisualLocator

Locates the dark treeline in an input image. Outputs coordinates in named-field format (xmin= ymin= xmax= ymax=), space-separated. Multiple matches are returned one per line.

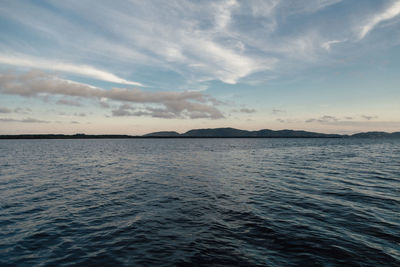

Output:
xmin=0 ymin=134 xmax=134 ymax=139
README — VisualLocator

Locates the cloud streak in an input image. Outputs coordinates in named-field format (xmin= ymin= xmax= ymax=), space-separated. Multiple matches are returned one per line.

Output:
xmin=0 ymin=54 xmax=143 ymax=86
xmin=0 ymin=117 xmax=49 ymax=123
xmin=321 ymin=40 xmax=346 ymax=50
xmin=359 ymin=1 xmax=400 ymax=39
xmin=305 ymin=115 xmax=383 ymax=125
xmin=306 ymin=115 xmax=339 ymax=123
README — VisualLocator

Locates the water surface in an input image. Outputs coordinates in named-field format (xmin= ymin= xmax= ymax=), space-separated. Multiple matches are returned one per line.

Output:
xmin=0 ymin=138 xmax=399 ymax=266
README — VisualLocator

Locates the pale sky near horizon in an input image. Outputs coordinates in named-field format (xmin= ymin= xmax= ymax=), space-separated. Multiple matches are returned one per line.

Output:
xmin=1 ymin=0 xmax=400 ymax=135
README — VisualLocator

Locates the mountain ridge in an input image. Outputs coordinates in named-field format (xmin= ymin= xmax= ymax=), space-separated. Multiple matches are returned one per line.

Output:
xmin=1 ymin=128 xmax=399 ymax=139
xmin=146 ymin=128 xmax=400 ymax=138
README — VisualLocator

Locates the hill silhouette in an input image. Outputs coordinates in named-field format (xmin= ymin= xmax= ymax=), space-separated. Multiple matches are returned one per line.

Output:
xmin=1 ymin=128 xmax=399 ymax=139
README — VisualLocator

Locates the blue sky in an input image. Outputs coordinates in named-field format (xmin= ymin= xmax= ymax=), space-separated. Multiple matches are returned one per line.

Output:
xmin=0 ymin=0 xmax=399 ymax=134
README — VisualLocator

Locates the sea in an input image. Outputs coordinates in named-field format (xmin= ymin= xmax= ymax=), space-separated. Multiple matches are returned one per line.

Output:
xmin=0 ymin=138 xmax=399 ymax=266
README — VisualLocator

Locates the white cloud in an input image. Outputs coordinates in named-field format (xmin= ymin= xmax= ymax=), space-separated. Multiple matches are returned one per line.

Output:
xmin=359 ymin=1 xmax=400 ymax=39
xmin=321 ymin=39 xmax=346 ymax=50
xmin=186 ymin=38 xmax=272 ymax=84
xmin=0 ymin=54 xmax=143 ymax=86
xmin=0 ymin=70 xmax=224 ymax=119
xmin=249 ymin=0 xmax=280 ymax=17
xmin=289 ymin=0 xmax=343 ymax=14
xmin=1 ymin=0 xmax=399 ymax=87
xmin=0 ymin=1 xmax=276 ymax=85
xmin=214 ymin=0 xmax=238 ymax=31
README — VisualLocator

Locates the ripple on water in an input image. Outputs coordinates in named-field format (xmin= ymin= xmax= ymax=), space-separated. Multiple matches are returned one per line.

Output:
xmin=0 ymin=138 xmax=399 ymax=266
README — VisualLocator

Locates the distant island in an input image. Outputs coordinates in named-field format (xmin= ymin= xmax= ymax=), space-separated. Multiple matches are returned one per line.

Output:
xmin=1 ymin=128 xmax=400 ymax=139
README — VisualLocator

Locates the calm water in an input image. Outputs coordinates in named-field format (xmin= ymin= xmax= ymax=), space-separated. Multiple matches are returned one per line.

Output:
xmin=0 ymin=138 xmax=399 ymax=266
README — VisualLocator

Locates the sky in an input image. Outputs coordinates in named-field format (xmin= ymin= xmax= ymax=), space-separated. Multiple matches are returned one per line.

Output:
xmin=0 ymin=0 xmax=400 ymax=135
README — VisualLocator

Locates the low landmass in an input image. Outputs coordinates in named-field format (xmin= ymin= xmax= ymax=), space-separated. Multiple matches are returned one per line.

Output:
xmin=180 ymin=128 xmax=342 ymax=138
xmin=143 ymin=131 xmax=180 ymax=137
xmin=350 ymin=131 xmax=400 ymax=138
xmin=1 ymin=128 xmax=400 ymax=139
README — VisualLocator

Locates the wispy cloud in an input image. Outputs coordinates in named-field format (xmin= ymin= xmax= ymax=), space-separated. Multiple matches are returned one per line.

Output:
xmin=111 ymin=104 xmax=136 ymax=117
xmin=305 ymin=115 xmax=383 ymax=125
xmin=98 ymin=98 xmax=110 ymax=108
xmin=56 ymin=98 xmax=83 ymax=107
xmin=111 ymin=104 xmax=178 ymax=119
xmin=361 ymin=115 xmax=378 ymax=120
xmin=281 ymin=0 xmax=343 ymax=15
xmin=0 ymin=54 xmax=143 ymax=86
xmin=214 ymin=0 xmax=238 ymax=31
xmin=0 ymin=107 xmax=12 ymax=113
xmin=240 ymin=108 xmax=256 ymax=113
xmin=359 ymin=1 xmax=400 ymax=39
xmin=306 ymin=115 xmax=339 ymax=123
xmin=276 ymin=118 xmax=299 ymax=123
xmin=321 ymin=39 xmax=346 ymax=50
xmin=14 ymin=107 xmax=32 ymax=114
xmin=111 ymin=102 xmax=223 ymax=119
xmin=0 ymin=117 xmax=49 ymax=123
xmin=272 ymin=109 xmax=286 ymax=115
xmin=1 ymin=0 xmax=398 ymax=87
xmin=0 ymin=107 xmax=32 ymax=114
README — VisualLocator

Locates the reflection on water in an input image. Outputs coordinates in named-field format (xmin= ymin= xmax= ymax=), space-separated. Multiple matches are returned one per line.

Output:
xmin=0 ymin=138 xmax=399 ymax=266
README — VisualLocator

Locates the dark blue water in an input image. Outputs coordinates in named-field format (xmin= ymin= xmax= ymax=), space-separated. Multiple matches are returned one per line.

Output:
xmin=0 ymin=138 xmax=399 ymax=266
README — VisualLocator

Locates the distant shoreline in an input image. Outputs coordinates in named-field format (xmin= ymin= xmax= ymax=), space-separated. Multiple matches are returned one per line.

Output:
xmin=0 ymin=135 xmax=345 ymax=139
xmin=1 ymin=128 xmax=399 ymax=139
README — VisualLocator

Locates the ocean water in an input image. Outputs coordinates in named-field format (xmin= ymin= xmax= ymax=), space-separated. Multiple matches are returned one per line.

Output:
xmin=0 ymin=138 xmax=399 ymax=266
